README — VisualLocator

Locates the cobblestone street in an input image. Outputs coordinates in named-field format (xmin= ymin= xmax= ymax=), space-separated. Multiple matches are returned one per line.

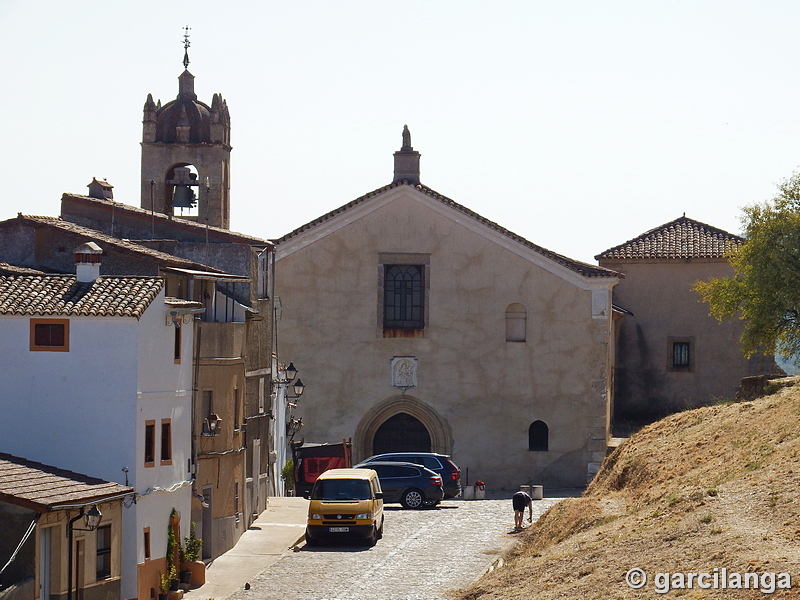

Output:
xmin=230 ymin=495 xmax=565 ymax=600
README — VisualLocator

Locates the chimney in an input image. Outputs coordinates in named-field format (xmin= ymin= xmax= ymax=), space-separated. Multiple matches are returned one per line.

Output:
xmin=393 ymin=125 xmax=421 ymax=185
xmin=87 ymin=178 xmax=114 ymax=200
xmin=74 ymin=242 xmax=103 ymax=282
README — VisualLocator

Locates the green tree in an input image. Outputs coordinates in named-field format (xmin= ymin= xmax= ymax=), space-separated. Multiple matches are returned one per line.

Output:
xmin=696 ymin=170 xmax=800 ymax=362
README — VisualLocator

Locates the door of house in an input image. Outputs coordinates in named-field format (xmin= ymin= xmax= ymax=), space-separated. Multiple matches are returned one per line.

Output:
xmin=40 ymin=527 xmax=52 ymax=600
xmin=252 ymin=438 xmax=261 ymax=516
xmin=75 ymin=539 xmax=85 ymax=600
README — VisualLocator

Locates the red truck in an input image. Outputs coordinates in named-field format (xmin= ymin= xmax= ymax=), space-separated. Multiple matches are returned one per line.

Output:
xmin=291 ymin=438 xmax=353 ymax=497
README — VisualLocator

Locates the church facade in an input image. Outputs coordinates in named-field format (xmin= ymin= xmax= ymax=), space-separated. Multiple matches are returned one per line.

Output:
xmin=273 ymin=129 xmax=620 ymax=489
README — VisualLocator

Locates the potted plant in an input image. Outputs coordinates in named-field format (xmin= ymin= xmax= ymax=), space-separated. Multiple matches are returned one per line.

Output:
xmin=165 ymin=509 xmax=181 ymax=593
xmin=181 ymin=522 xmax=205 ymax=586
xmin=280 ymin=459 xmax=295 ymax=496
xmin=167 ymin=565 xmax=179 ymax=592
xmin=158 ymin=572 xmax=170 ymax=600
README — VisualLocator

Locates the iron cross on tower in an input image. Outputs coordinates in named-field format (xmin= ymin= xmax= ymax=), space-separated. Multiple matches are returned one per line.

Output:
xmin=183 ymin=26 xmax=191 ymax=69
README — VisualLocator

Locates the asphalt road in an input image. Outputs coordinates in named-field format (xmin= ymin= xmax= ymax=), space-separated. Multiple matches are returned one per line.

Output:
xmin=229 ymin=495 xmax=564 ymax=600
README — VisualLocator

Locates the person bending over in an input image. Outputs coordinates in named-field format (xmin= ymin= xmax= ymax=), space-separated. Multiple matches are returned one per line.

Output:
xmin=512 ymin=490 xmax=533 ymax=529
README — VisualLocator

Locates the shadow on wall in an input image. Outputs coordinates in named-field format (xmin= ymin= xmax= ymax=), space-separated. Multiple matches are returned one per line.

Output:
xmin=614 ymin=323 xmax=667 ymax=426
xmin=531 ymin=450 xmax=593 ymax=489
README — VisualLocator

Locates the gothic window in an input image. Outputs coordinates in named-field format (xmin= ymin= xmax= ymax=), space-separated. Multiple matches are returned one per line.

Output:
xmin=505 ymin=303 xmax=527 ymax=342
xmin=528 ymin=420 xmax=548 ymax=451
xmin=384 ymin=265 xmax=424 ymax=329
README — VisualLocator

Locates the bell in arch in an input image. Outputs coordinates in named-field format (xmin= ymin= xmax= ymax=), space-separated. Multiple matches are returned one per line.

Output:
xmin=172 ymin=185 xmax=197 ymax=208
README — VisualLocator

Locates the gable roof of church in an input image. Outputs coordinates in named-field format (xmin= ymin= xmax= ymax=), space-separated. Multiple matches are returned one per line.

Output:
xmin=274 ymin=181 xmax=618 ymax=278
xmin=595 ymin=216 xmax=743 ymax=261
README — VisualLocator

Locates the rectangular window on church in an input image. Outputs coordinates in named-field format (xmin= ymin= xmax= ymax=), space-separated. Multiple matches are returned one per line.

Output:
xmin=383 ymin=264 xmax=424 ymax=329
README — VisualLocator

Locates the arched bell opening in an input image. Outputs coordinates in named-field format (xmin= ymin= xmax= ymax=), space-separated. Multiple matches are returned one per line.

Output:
xmin=164 ymin=163 xmax=203 ymax=219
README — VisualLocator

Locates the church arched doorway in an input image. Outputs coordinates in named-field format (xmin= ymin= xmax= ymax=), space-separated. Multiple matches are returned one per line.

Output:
xmin=372 ymin=413 xmax=432 ymax=455
xmin=354 ymin=395 xmax=451 ymax=462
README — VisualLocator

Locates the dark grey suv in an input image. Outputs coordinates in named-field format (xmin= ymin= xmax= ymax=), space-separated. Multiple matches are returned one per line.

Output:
xmin=354 ymin=461 xmax=444 ymax=509
xmin=357 ymin=452 xmax=462 ymax=500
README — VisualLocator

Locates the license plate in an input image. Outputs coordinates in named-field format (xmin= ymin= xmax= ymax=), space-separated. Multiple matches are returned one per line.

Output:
xmin=329 ymin=526 xmax=349 ymax=532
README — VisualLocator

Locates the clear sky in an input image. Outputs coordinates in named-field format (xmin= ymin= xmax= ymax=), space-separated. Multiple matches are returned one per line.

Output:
xmin=3 ymin=1 xmax=800 ymax=264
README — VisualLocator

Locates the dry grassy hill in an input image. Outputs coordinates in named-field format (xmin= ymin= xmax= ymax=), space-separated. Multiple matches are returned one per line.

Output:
xmin=456 ymin=379 xmax=800 ymax=599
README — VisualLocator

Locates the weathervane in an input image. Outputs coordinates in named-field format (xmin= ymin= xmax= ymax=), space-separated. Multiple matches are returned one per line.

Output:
xmin=182 ymin=26 xmax=191 ymax=69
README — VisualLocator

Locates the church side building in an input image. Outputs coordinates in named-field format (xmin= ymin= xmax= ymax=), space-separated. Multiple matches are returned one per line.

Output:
xmin=597 ymin=215 xmax=781 ymax=424
xmin=273 ymin=128 xmax=621 ymax=489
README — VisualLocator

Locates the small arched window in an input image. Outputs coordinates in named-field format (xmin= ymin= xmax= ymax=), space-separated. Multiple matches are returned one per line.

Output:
xmin=505 ymin=303 xmax=526 ymax=342
xmin=528 ymin=420 xmax=548 ymax=451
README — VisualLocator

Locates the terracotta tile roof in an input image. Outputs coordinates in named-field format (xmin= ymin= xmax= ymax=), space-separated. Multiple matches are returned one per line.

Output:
xmin=61 ymin=194 xmax=272 ymax=247
xmin=165 ymin=297 xmax=204 ymax=309
xmin=0 ymin=263 xmax=47 ymax=275
xmin=0 ymin=453 xmax=133 ymax=512
xmin=274 ymin=181 xmax=619 ymax=278
xmin=13 ymin=215 xmax=224 ymax=273
xmin=595 ymin=216 xmax=743 ymax=261
xmin=0 ymin=274 xmax=163 ymax=318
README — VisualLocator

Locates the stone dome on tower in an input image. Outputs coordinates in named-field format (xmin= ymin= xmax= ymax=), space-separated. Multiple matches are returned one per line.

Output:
xmin=140 ymin=35 xmax=232 ymax=229
xmin=143 ymin=71 xmax=230 ymax=146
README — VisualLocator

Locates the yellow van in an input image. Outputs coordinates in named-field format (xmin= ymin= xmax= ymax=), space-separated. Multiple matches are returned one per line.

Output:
xmin=304 ymin=468 xmax=384 ymax=546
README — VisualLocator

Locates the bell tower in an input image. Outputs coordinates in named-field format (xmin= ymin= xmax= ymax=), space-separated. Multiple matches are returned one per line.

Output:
xmin=140 ymin=28 xmax=232 ymax=229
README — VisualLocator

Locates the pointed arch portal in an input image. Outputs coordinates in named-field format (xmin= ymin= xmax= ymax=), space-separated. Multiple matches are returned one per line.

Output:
xmin=372 ymin=413 xmax=431 ymax=455
xmin=354 ymin=395 xmax=452 ymax=462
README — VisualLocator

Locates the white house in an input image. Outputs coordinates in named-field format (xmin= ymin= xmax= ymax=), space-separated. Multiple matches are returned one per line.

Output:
xmin=0 ymin=245 xmax=202 ymax=600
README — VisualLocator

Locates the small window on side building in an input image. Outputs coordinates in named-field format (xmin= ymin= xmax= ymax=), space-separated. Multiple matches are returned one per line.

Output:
xmin=669 ymin=339 xmax=694 ymax=371
xmin=528 ymin=420 xmax=549 ymax=451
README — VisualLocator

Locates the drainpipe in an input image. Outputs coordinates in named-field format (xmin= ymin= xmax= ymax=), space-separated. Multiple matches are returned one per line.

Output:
xmin=269 ymin=248 xmax=278 ymax=493
xmin=66 ymin=508 xmax=84 ymax=600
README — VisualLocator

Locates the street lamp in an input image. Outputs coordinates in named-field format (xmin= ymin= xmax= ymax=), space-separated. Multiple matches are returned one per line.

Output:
xmin=84 ymin=504 xmax=102 ymax=529
xmin=288 ymin=379 xmax=305 ymax=400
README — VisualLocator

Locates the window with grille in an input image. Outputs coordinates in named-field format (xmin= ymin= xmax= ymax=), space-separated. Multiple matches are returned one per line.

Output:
xmin=383 ymin=265 xmax=424 ymax=329
xmin=670 ymin=339 xmax=693 ymax=370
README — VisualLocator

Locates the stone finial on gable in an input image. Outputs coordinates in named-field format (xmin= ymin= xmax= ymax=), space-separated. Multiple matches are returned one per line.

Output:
xmin=393 ymin=125 xmax=421 ymax=185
